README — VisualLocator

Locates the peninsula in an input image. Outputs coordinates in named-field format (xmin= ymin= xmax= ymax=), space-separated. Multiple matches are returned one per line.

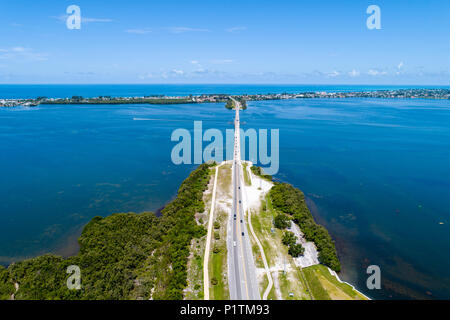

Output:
xmin=1 ymin=88 xmax=449 ymax=108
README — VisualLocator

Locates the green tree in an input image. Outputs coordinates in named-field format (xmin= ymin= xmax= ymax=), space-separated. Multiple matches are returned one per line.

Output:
xmin=288 ymin=243 xmax=305 ymax=257
xmin=274 ymin=214 xmax=290 ymax=229
xmin=282 ymin=231 xmax=297 ymax=246
xmin=269 ymin=183 xmax=341 ymax=272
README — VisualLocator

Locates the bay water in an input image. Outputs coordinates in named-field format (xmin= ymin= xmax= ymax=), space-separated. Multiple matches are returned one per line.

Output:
xmin=1 ymin=84 xmax=449 ymax=299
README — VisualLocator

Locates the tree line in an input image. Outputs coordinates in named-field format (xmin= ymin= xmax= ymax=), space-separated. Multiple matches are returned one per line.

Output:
xmin=0 ymin=163 xmax=214 ymax=300
xmin=225 ymin=97 xmax=247 ymax=110
xmin=269 ymin=183 xmax=341 ymax=272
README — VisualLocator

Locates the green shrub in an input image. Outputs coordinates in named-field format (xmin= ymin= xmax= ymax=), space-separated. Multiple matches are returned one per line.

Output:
xmin=288 ymin=243 xmax=305 ymax=257
xmin=269 ymin=183 xmax=341 ymax=272
xmin=274 ymin=214 xmax=290 ymax=229
xmin=282 ymin=231 xmax=297 ymax=246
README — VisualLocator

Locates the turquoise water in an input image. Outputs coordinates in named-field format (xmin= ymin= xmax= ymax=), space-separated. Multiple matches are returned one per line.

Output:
xmin=1 ymin=85 xmax=450 ymax=299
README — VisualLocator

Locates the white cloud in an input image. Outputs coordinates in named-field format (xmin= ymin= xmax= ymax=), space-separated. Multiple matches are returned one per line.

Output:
xmin=12 ymin=47 xmax=26 ymax=52
xmin=368 ymin=69 xmax=387 ymax=76
xmin=193 ymin=68 xmax=207 ymax=74
xmin=326 ymin=70 xmax=340 ymax=77
xmin=139 ymin=69 xmax=186 ymax=80
xmin=82 ymin=17 xmax=113 ymax=23
xmin=190 ymin=60 xmax=200 ymax=65
xmin=167 ymin=27 xmax=210 ymax=34
xmin=226 ymin=26 xmax=247 ymax=33
xmin=125 ymin=28 xmax=152 ymax=34
xmin=395 ymin=61 xmax=405 ymax=75
xmin=139 ymin=72 xmax=156 ymax=80
xmin=171 ymin=69 xmax=184 ymax=75
xmin=0 ymin=47 xmax=48 ymax=61
xmin=210 ymin=59 xmax=234 ymax=64
xmin=348 ymin=69 xmax=360 ymax=77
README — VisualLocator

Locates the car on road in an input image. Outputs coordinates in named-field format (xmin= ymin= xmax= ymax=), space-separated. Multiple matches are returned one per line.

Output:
xmin=242 ymin=232 xmax=244 ymax=236
xmin=240 ymin=219 xmax=243 ymax=223
xmin=233 ymin=241 xmax=236 ymax=247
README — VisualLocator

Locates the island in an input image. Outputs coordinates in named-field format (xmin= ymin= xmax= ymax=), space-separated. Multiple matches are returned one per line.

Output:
xmin=1 ymin=88 xmax=449 ymax=108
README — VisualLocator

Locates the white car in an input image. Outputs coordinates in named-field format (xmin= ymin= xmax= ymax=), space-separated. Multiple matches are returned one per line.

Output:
xmin=233 ymin=241 xmax=237 ymax=247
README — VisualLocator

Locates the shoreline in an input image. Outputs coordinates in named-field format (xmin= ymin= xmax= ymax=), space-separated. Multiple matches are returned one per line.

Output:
xmin=1 ymin=88 xmax=449 ymax=108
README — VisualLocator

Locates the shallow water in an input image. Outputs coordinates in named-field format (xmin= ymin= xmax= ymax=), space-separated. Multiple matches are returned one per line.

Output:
xmin=241 ymin=98 xmax=450 ymax=299
xmin=1 ymin=85 xmax=449 ymax=299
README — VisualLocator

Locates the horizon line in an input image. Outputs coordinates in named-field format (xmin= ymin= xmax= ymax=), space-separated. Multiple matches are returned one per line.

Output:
xmin=0 ymin=83 xmax=449 ymax=87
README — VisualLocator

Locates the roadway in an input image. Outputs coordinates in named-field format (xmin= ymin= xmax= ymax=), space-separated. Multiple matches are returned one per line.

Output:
xmin=227 ymin=98 xmax=261 ymax=300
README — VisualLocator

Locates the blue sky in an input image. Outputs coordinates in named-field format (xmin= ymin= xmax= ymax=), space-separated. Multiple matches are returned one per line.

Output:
xmin=0 ymin=0 xmax=449 ymax=84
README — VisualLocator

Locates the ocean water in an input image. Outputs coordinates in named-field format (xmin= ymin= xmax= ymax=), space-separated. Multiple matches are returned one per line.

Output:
xmin=1 ymin=85 xmax=449 ymax=299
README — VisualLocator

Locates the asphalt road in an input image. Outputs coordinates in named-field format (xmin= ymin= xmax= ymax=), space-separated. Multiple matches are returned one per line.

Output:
xmin=227 ymin=99 xmax=261 ymax=300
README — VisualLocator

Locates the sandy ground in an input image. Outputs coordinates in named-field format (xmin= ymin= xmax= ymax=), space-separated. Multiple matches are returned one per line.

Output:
xmin=241 ymin=163 xmax=320 ymax=299
xmin=241 ymin=162 xmax=273 ymax=213
xmin=215 ymin=163 xmax=233 ymax=222
xmin=10 ymin=282 xmax=19 ymax=300
xmin=289 ymin=222 xmax=320 ymax=268
xmin=241 ymin=162 xmax=276 ymax=298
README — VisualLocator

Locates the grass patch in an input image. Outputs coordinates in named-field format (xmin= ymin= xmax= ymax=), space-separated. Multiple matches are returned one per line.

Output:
xmin=210 ymin=247 xmax=227 ymax=300
xmin=259 ymin=274 xmax=277 ymax=300
xmin=312 ymin=265 xmax=367 ymax=300
xmin=303 ymin=266 xmax=331 ymax=300
xmin=278 ymin=272 xmax=294 ymax=300
xmin=209 ymin=222 xmax=229 ymax=300
xmin=242 ymin=163 xmax=251 ymax=186
xmin=218 ymin=165 xmax=232 ymax=198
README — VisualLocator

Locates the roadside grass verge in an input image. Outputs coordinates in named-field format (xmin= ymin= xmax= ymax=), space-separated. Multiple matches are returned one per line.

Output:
xmin=207 ymin=164 xmax=232 ymax=300
xmin=209 ymin=208 xmax=229 ymax=300
xmin=218 ymin=164 xmax=232 ymax=198
xmin=242 ymin=163 xmax=251 ymax=186
xmin=249 ymin=207 xmax=276 ymax=266
xmin=211 ymin=245 xmax=227 ymax=299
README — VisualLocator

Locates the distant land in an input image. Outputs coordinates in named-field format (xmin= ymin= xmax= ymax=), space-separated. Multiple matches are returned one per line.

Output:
xmin=1 ymin=88 xmax=449 ymax=108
